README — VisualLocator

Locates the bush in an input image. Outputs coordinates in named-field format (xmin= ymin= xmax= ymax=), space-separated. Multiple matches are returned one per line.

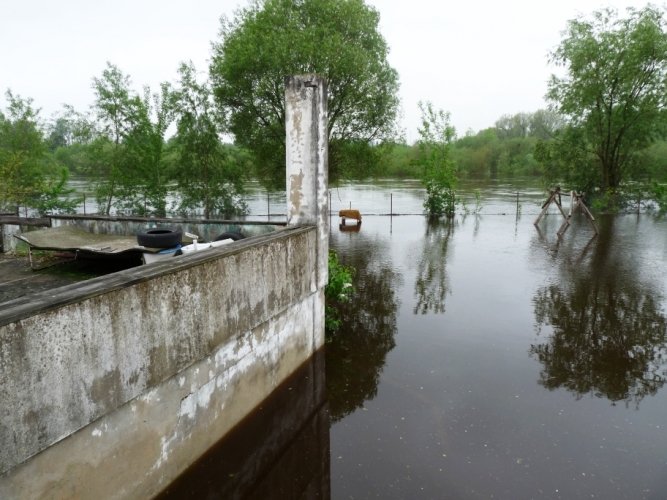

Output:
xmin=423 ymin=179 xmax=456 ymax=218
xmin=324 ymin=251 xmax=355 ymax=333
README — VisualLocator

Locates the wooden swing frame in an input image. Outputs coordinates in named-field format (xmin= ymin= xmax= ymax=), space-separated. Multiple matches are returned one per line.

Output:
xmin=534 ymin=187 xmax=598 ymax=237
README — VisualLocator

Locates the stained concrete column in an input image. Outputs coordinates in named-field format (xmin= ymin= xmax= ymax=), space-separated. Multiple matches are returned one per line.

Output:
xmin=285 ymin=75 xmax=329 ymax=290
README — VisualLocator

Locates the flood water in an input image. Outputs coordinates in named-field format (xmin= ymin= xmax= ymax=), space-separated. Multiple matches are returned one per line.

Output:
xmin=160 ymin=179 xmax=667 ymax=499
xmin=326 ymin=181 xmax=667 ymax=499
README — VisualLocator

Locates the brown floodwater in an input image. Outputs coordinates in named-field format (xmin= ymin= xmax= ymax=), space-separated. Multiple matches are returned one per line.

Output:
xmin=159 ymin=181 xmax=667 ymax=499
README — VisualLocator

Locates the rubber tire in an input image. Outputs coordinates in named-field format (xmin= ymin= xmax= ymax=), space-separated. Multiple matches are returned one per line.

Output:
xmin=137 ymin=228 xmax=183 ymax=248
xmin=214 ymin=231 xmax=245 ymax=242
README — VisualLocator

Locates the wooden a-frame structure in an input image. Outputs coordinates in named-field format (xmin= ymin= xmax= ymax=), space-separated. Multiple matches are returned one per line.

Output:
xmin=534 ymin=187 xmax=598 ymax=237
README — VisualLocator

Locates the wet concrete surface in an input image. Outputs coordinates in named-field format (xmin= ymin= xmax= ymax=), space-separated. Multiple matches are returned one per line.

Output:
xmin=0 ymin=252 xmax=138 ymax=305
xmin=0 ymin=254 xmax=80 ymax=304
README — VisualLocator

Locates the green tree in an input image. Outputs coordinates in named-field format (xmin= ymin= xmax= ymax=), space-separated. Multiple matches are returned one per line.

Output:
xmin=547 ymin=6 xmax=667 ymax=193
xmin=172 ymin=62 xmax=247 ymax=218
xmin=48 ymin=105 xmax=99 ymax=177
xmin=92 ymin=63 xmax=138 ymax=214
xmin=417 ymin=101 xmax=457 ymax=217
xmin=0 ymin=90 xmax=76 ymax=214
xmin=452 ymin=128 xmax=500 ymax=178
xmin=120 ymin=83 xmax=176 ymax=216
xmin=210 ymin=0 xmax=400 ymax=188
xmin=92 ymin=63 xmax=175 ymax=215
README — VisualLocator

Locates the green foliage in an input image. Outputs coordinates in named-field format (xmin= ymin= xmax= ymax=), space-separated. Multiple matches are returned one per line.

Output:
xmin=172 ymin=61 xmax=248 ymax=218
xmin=330 ymin=139 xmax=384 ymax=180
xmin=325 ymin=250 xmax=355 ymax=333
xmin=535 ymin=126 xmax=600 ymax=193
xmin=452 ymin=128 xmax=500 ymax=177
xmin=377 ymin=142 xmax=421 ymax=178
xmin=449 ymin=110 xmax=564 ymax=179
xmin=417 ymin=102 xmax=457 ymax=217
xmin=31 ymin=165 xmax=79 ymax=214
xmin=635 ymin=139 xmax=667 ymax=182
xmin=210 ymin=0 xmax=400 ymax=188
xmin=0 ymin=90 xmax=75 ymax=214
xmin=547 ymin=6 xmax=667 ymax=191
xmin=422 ymin=179 xmax=455 ymax=217
xmin=46 ymin=105 xmax=96 ymax=152
xmin=651 ymin=182 xmax=667 ymax=212
xmin=92 ymin=62 xmax=176 ymax=216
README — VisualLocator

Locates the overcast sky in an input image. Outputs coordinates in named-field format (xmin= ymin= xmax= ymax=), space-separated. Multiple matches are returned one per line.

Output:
xmin=1 ymin=0 xmax=656 ymax=141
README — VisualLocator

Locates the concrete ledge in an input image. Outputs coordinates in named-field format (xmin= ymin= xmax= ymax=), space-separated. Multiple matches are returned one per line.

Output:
xmin=0 ymin=226 xmax=308 ymax=326
xmin=0 ymin=225 xmax=321 ymax=478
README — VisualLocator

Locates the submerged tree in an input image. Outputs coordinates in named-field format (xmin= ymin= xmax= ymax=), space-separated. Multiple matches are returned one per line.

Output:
xmin=172 ymin=62 xmax=247 ymax=218
xmin=210 ymin=0 xmax=400 ymax=187
xmin=92 ymin=63 xmax=175 ymax=215
xmin=546 ymin=6 xmax=667 ymax=193
xmin=0 ymin=90 xmax=76 ymax=214
xmin=417 ymin=101 xmax=457 ymax=218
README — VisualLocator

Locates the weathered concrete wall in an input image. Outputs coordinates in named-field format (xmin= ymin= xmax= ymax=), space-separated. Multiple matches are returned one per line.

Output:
xmin=0 ymin=75 xmax=329 ymax=498
xmin=285 ymin=74 xmax=329 ymax=290
xmin=0 ymin=227 xmax=324 ymax=497
xmin=0 ymin=216 xmax=51 ymax=253
xmin=158 ymin=349 xmax=329 ymax=499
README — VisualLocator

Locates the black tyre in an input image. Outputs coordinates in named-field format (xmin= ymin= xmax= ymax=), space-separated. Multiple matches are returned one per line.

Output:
xmin=214 ymin=231 xmax=245 ymax=242
xmin=137 ymin=228 xmax=183 ymax=248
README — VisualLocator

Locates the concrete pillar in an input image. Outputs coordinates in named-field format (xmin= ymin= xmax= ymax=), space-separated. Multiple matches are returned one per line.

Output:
xmin=285 ymin=75 xmax=329 ymax=290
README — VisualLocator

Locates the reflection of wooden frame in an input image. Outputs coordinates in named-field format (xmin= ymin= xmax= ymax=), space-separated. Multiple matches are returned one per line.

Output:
xmin=339 ymin=209 xmax=362 ymax=225
xmin=534 ymin=188 xmax=598 ymax=237
xmin=339 ymin=223 xmax=361 ymax=232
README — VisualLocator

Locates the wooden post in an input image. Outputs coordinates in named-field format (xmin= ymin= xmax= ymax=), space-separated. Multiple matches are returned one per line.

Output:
xmin=575 ymin=192 xmax=599 ymax=234
xmin=535 ymin=187 xmax=568 ymax=226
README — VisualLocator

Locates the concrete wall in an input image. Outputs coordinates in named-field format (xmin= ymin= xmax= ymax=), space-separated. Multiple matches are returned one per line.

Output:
xmin=0 ymin=226 xmax=324 ymax=498
xmin=158 ymin=349 xmax=329 ymax=499
xmin=0 ymin=75 xmax=329 ymax=498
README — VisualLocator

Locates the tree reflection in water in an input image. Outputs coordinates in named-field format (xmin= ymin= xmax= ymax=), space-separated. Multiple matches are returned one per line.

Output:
xmin=414 ymin=219 xmax=454 ymax=314
xmin=531 ymin=217 xmax=667 ymax=406
xmin=326 ymin=236 xmax=401 ymax=423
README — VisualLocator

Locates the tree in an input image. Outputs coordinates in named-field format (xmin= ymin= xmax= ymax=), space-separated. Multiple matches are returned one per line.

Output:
xmin=172 ymin=62 xmax=247 ymax=218
xmin=417 ymin=101 xmax=457 ymax=218
xmin=120 ymin=83 xmax=176 ymax=216
xmin=92 ymin=63 xmax=175 ymax=215
xmin=210 ymin=0 xmax=400 ymax=188
xmin=0 ymin=90 xmax=76 ymax=214
xmin=547 ymin=6 xmax=667 ymax=192
xmin=48 ymin=106 xmax=98 ymax=176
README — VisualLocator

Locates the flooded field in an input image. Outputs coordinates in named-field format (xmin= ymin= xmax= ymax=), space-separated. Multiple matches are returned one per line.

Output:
xmin=326 ymin=182 xmax=667 ymax=499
